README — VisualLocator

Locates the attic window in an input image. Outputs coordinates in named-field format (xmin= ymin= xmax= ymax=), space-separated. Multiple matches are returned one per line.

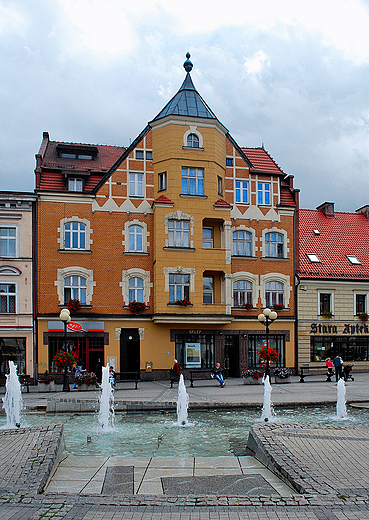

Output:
xmin=306 ymin=253 xmax=321 ymax=263
xmin=347 ymin=255 xmax=361 ymax=265
xmin=313 ymin=230 xmax=320 ymax=235
xmin=60 ymin=153 xmax=93 ymax=160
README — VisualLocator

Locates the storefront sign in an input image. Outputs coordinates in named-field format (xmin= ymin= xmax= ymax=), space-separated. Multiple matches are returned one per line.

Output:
xmin=67 ymin=322 xmax=83 ymax=331
xmin=310 ymin=323 xmax=369 ymax=335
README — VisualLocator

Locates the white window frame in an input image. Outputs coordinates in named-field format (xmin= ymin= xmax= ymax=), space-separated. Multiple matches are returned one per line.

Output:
xmin=58 ymin=217 xmax=92 ymax=250
xmin=0 ymin=226 xmax=18 ymax=258
xmin=128 ymin=225 xmax=143 ymax=252
xmin=164 ymin=211 xmax=194 ymax=248
xmin=355 ymin=292 xmax=368 ymax=315
xmin=182 ymin=167 xmax=204 ymax=196
xmin=0 ymin=282 xmax=17 ymax=313
xmin=128 ymin=277 xmax=144 ymax=303
xmin=158 ymin=172 xmax=167 ymax=191
xmin=265 ymin=232 xmax=284 ymax=258
xmin=121 ymin=268 xmax=152 ymax=305
xmin=68 ymin=178 xmax=83 ymax=192
xmin=202 ymin=227 xmax=213 ymax=248
xmin=183 ymin=127 xmax=203 ymax=148
xmin=168 ymin=219 xmax=190 ymax=248
xmin=233 ymin=280 xmax=253 ymax=307
xmin=261 ymin=228 xmax=288 ymax=259
xmin=318 ymin=290 xmax=334 ymax=316
xmin=129 ymin=172 xmax=144 ymax=197
xmin=258 ymin=182 xmax=271 ymax=205
xmin=203 ymin=275 xmax=214 ymax=304
xmin=306 ymin=253 xmax=321 ymax=263
xmin=55 ymin=267 xmax=95 ymax=305
xmin=164 ymin=266 xmax=195 ymax=300
xmin=235 ymin=180 xmax=249 ymax=204
xmin=123 ymin=220 xmax=149 ymax=253
xmin=63 ymin=275 xmax=87 ymax=304
xmin=260 ymin=273 xmax=291 ymax=309
xmin=232 ymin=229 xmax=252 ymax=256
xmin=265 ymin=281 xmax=284 ymax=307
xmin=231 ymin=272 xmax=258 ymax=308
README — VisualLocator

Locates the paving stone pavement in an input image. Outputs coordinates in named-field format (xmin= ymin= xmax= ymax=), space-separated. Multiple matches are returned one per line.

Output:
xmin=0 ymin=374 xmax=369 ymax=518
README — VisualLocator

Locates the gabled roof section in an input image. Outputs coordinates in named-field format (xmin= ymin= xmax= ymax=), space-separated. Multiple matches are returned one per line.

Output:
xmin=35 ymin=132 xmax=125 ymax=193
xmin=298 ymin=208 xmax=369 ymax=280
xmin=214 ymin=199 xmax=232 ymax=209
xmin=151 ymin=54 xmax=218 ymax=123
xmin=152 ymin=195 xmax=174 ymax=205
xmin=241 ymin=147 xmax=285 ymax=175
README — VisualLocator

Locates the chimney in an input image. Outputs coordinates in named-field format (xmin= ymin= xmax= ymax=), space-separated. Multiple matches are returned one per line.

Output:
xmin=316 ymin=202 xmax=335 ymax=218
xmin=356 ymin=205 xmax=369 ymax=219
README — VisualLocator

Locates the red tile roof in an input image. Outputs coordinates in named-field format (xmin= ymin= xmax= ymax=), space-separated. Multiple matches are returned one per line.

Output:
xmin=36 ymin=135 xmax=125 ymax=192
xmin=214 ymin=199 xmax=232 ymax=209
xmin=152 ymin=195 xmax=174 ymax=205
xmin=298 ymin=209 xmax=369 ymax=280
xmin=241 ymin=148 xmax=285 ymax=175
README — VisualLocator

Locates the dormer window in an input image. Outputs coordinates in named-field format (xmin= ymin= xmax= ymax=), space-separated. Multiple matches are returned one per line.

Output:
xmin=60 ymin=152 xmax=93 ymax=160
xmin=56 ymin=144 xmax=98 ymax=161
xmin=68 ymin=178 xmax=83 ymax=192
xmin=187 ymin=133 xmax=199 ymax=148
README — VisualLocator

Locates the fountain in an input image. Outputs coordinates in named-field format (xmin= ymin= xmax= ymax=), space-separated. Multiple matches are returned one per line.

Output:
xmin=97 ymin=364 xmax=115 ymax=431
xmin=261 ymin=375 xmax=275 ymax=422
xmin=336 ymin=378 xmax=348 ymax=419
xmin=174 ymin=374 xmax=189 ymax=426
xmin=2 ymin=361 xmax=23 ymax=428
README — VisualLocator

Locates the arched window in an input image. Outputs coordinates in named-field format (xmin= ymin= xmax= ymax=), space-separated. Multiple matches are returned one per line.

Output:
xmin=129 ymin=277 xmax=144 ymax=302
xmin=64 ymin=276 xmax=87 ymax=304
xmin=128 ymin=225 xmax=143 ymax=252
xmin=233 ymin=280 xmax=252 ymax=307
xmin=64 ymin=221 xmax=86 ymax=249
xmin=265 ymin=281 xmax=284 ymax=307
xmin=233 ymin=230 xmax=252 ymax=256
xmin=187 ymin=133 xmax=199 ymax=148
xmin=265 ymin=232 xmax=284 ymax=258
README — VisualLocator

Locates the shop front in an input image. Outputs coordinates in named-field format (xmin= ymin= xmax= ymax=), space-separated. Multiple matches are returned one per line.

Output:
xmin=310 ymin=321 xmax=369 ymax=362
xmin=0 ymin=337 xmax=27 ymax=375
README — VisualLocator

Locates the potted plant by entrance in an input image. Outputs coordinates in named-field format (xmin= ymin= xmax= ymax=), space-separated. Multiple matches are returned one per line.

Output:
xmin=74 ymin=372 xmax=98 ymax=391
xmin=37 ymin=372 xmax=56 ymax=392
xmin=241 ymin=369 xmax=263 ymax=384
xmin=273 ymin=367 xmax=292 ymax=384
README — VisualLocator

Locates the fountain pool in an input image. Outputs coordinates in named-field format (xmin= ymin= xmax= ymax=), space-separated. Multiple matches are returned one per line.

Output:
xmin=1 ymin=405 xmax=368 ymax=458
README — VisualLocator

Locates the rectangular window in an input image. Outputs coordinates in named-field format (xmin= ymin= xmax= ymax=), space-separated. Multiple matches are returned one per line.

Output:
xmin=146 ymin=150 xmax=153 ymax=160
xmin=203 ymin=276 xmax=214 ymax=304
xmin=68 ymin=178 xmax=83 ymax=191
xmin=320 ymin=293 xmax=331 ymax=314
xmin=135 ymin=150 xmax=144 ymax=159
xmin=356 ymin=294 xmax=366 ymax=314
xmin=169 ymin=274 xmax=190 ymax=302
xmin=64 ymin=276 xmax=87 ymax=304
xmin=175 ymin=333 xmax=214 ymax=369
xmin=182 ymin=167 xmax=204 ymax=196
xmin=0 ymin=284 xmax=16 ymax=313
xmin=217 ymin=176 xmax=222 ymax=196
xmin=258 ymin=182 xmax=271 ymax=205
xmin=235 ymin=181 xmax=248 ymax=204
xmin=168 ymin=220 xmax=190 ymax=248
xmin=226 ymin=158 xmax=233 ymax=166
xmin=158 ymin=172 xmax=167 ymax=191
xmin=129 ymin=173 xmax=144 ymax=197
xmin=64 ymin=222 xmax=86 ymax=249
xmin=0 ymin=227 xmax=16 ymax=257
xmin=202 ymin=227 xmax=213 ymax=248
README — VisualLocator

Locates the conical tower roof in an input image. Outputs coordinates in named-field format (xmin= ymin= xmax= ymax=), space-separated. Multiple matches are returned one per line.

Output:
xmin=151 ymin=53 xmax=218 ymax=122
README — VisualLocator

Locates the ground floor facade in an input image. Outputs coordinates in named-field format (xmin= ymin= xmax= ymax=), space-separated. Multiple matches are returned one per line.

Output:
xmin=0 ymin=330 xmax=34 ymax=378
xmin=37 ymin=316 xmax=295 ymax=380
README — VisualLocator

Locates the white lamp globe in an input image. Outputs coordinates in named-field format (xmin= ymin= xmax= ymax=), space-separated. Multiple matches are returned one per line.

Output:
xmin=258 ymin=313 xmax=266 ymax=322
xmin=59 ymin=309 xmax=70 ymax=321
xmin=263 ymin=308 xmax=271 ymax=317
xmin=269 ymin=311 xmax=277 ymax=320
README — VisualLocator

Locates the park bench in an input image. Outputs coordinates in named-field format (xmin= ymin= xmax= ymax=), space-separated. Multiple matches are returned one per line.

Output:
xmin=299 ymin=364 xmax=333 ymax=383
xmin=114 ymin=371 xmax=140 ymax=389
xmin=189 ymin=368 xmax=214 ymax=387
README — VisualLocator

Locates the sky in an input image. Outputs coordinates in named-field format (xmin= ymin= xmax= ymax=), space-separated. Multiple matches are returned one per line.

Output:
xmin=2 ymin=0 xmax=369 ymax=211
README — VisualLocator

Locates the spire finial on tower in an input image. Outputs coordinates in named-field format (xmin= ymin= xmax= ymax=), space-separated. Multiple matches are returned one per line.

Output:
xmin=183 ymin=52 xmax=193 ymax=72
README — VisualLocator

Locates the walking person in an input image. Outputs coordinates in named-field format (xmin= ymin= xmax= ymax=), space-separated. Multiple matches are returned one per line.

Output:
xmin=211 ymin=362 xmax=226 ymax=387
xmin=333 ymin=354 xmax=344 ymax=382
xmin=325 ymin=357 xmax=334 ymax=381
xmin=172 ymin=359 xmax=180 ymax=382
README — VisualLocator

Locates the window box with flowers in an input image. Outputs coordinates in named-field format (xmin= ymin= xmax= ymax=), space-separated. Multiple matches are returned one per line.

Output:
xmin=74 ymin=372 xmax=98 ymax=390
xmin=175 ymin=298 xmax=192 ymax=307
xmin=358 ymin=312 xmax=368 ymax=322
xmin=273 ymin=367 xmax=292 ymax=384
xmin=244 ymin=302 xmax=253 ymax=311
xmin=67 ymin=298 xmax=81 ymax=312
xmin=241 ymin=369 xmax=264 ymax=384
xmin=321 ymin=310 xmax=333 ymax=319
xmin=37 ymin=373 xmax=56 ymax=392
xmin=128 ymin=301 xmax=146 ymax=314
xmin=272 ymin=304 xmax=284 ymax=311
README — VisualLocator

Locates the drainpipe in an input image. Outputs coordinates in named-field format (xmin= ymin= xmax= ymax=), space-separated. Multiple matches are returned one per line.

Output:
xmin=294 ymin=273 xmax=300 ymax=375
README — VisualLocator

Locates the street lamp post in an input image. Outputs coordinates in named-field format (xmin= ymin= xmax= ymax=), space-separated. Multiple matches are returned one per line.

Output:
xmin=258 ymin=308 xmax=278 ymax=377
xmin=59 ymin=308 xmax=71 ymax=392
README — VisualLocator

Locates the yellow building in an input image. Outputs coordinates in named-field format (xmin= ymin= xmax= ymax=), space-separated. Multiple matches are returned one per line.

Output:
xmin=35 ymin=54 xmax=298 ymax=380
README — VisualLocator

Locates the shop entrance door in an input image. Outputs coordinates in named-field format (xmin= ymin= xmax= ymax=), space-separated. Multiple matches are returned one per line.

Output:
xmin=120 ymin=329 xmax=140 ymax=375
xmin=225 ymin=335 xmax=240 ymax=377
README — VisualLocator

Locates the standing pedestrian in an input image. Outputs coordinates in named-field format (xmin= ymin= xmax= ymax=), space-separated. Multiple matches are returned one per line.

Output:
xmin=325 ymin=357 xmax=334 ymax=381
xmin=333 ymin=355 xmax=344 ymax=382
xmin=211 ymin=362 xmax=226 ymax=387
xmin=172 ymin=359 xmax=180 ymax=382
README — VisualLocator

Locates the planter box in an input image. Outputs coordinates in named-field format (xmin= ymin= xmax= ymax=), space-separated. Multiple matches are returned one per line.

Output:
xmin=243 ymin=378 xmax=263 ymax=385
xmin=274 ymin=376 xmax=291 ymax=384
xmin=77 ymin=384 xmax=96 ymax=391
xmin=37 ymin=381 xmax=56 ymax=392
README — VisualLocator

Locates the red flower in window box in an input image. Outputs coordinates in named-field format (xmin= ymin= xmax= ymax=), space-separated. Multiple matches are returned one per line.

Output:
xmin=358 ymin=312 xmax=368 ymax=322
xmin=128 ymin=301 xmax=146 ymax=314
xmin=272 ymin=304 xmax=284 ymax=311
xmin=67 ymin=298 xmax=81 ymax=312
xmin=175 ymin=298 xmax=191 ymax=307
xmin=244 ymin=302 xmax=253 ymax=310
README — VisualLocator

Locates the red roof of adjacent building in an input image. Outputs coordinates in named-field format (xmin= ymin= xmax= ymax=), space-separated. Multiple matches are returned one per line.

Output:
xmin=298 ymin=208 xmax=369 ymax=280
xmin=35 ymin=132 xmax=125 ymax=192
xmin=241 ymin=147 xmax=285 ymax=175
xmin=152 ymin=195 xmax=174 ymax=205
xmin=214 ymin=199 xmax=232 ymax=209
